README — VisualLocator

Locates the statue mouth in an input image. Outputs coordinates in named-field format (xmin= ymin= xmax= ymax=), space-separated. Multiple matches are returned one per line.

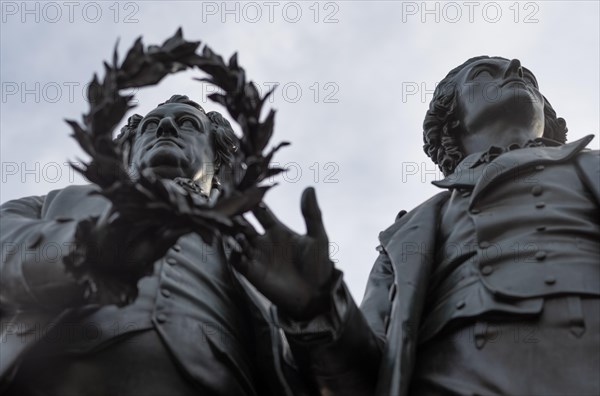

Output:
xmin=146 ymin=148 xmax=185 ymax=167
xmin=501 ymin=78 xmax=529 ymax=88
xmin=149 ymin=138 xmax=183 ymax=150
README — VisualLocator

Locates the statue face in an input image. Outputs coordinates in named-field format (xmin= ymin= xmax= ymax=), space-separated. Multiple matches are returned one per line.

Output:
xmin=453 ymin=58 xmax=545 ymax=149
xmin=129 ymin=103 xmax=215 ymax=182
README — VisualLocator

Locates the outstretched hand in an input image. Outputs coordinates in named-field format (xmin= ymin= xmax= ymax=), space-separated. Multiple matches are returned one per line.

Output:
xmin=233 ymin=187 xmax=335 ymax=320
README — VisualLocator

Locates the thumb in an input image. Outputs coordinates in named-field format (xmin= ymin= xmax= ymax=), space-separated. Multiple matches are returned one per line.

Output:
xmin=301 ymin=187 xmax=327 ymax=239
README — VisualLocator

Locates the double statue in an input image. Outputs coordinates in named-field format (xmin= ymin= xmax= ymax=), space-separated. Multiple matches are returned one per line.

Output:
xmin=1 ymin=41 xmax=598 ymax=396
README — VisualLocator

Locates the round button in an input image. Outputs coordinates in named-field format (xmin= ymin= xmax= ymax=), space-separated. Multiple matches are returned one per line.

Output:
xmin=535 ymin=202 xmax=546 ymax=209
xmin=456 ymin=301 xmax=466 ymax=310
xmin=481 ymin=265 xmax=493 ymax=275
xmin=544 ymin=276 xmax=556 ymax=285
xmin=531 ymin=185 xmax=543 ymax=196
xmin=471 ymin=208 xmax=481 ymax=214
xmin=157 ymin=314 xmax=167 ymax=323
xmin=172 ymin=244 xmax=181 ymax=252
xmin=161 ymin=289 xmax=171 ymax=298
xmin=166 ymin=258 xmax=177 ymax=266
xmin=535 ymin=251 xmax=547 ymax=261
xmin=479 ymin=241 xmax=491 ymax=249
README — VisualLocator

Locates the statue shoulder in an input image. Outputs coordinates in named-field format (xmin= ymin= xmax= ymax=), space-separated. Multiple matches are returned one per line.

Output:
xmin=388 ymin=191 xmax=451 ymax=225
xmin=575 ymin=147 xmax=600 ymax=163
xmin=41 ymin=184 xmax=107 ymax=219
xmin=378 ymin=191 xmax=450 ymax=245
xmin=574 ymin=149 xmax=600 ymax=204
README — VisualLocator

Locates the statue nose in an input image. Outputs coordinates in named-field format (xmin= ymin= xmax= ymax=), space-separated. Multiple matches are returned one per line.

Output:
xmin=503 ymin=59 xmax=524 ymax=79
xmin=156 ymin=117 xmax=179 ymax=137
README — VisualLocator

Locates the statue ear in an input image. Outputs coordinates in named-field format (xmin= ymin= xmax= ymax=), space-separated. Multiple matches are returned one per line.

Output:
xmin=115 ymin=113 xmax=144 ymax=166
xmin=127 ymin=114 xmax=144 ymax=131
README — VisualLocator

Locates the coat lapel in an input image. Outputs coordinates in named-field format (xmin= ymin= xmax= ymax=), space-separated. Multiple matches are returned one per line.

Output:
xmin=376 ymin=192 xmax=449 ymax=396
xmin=431 ymin=152 xmax=486 ymax=190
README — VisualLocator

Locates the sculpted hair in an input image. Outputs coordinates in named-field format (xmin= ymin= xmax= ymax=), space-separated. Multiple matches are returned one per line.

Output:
xmin=422 ymin=56 xmax=568 ymax=176
xmin=116 ymin=95 xmax=238 ymax=172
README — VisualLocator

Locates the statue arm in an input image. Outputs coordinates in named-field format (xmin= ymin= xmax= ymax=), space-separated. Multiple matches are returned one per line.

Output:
xmin=280 ymin=250 xmax=394 ymax=396
xmin=0 ymin=193 xmax=85 ymax=311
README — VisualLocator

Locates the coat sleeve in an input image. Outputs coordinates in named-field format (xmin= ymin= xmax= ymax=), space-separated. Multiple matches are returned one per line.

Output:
xmin=280 ymin=249 xmax=395 ymax=396
xmin=0 ymin=193 xmax=85 ymax=311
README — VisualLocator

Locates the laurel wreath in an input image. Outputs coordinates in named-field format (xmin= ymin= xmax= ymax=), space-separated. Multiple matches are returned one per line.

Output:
xmin=64 ymin=28 xmax=287 ymax=304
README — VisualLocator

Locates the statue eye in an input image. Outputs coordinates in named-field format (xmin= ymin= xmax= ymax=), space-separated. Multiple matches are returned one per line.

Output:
xmin=179 ymin=117 xmax=199 ymax=129
xmin=142 ymin=120 xmax=159 ymax=132
xmin=524 ymin=73 xmax=538 ymax=87
xmin=473 ymin=69 xmax=492 ymax=79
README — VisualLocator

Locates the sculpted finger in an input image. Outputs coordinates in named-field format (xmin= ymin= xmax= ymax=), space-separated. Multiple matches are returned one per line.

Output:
xmin=237 ymin=216 xmax=260 ymax=243
xmin=252 ymin=203 xmax=280 ymax=230
xmin=230 ymin=235 xmax=262 ymax=281
xmin=301 ymin=187 xmax=327 ymax=239
xmin=230 ymin=238 xmax=251 ymax=276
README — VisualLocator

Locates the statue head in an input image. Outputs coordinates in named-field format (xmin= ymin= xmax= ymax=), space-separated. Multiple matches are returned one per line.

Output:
xmin=117 ymin=95 xmax=237 ymax=193
xmin=422 ymin=56 xmax=568 ymax=176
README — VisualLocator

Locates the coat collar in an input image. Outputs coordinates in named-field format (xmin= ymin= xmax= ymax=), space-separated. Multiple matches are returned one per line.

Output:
xmin=431 ymin=135 xmax=594 ymax=204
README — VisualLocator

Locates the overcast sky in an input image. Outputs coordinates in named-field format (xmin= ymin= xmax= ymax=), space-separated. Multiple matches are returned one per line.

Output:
xmin=1 ymin=0 xmax=599 ymax=300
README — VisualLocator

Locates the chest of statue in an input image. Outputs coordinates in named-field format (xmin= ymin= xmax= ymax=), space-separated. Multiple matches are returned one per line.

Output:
xmin=420 ymin=158 xmax=600 ymax=343
xmin=34 ymin=231 xmax=257 ymax=395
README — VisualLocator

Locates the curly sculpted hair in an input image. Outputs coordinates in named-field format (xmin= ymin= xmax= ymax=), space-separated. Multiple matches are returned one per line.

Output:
xmin=422 ymin=56 xmax=568 ymax=176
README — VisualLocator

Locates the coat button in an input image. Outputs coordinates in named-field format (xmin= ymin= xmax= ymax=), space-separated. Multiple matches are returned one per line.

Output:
xmin=456 ymin=300 xmax=466 ymax=310
xmin=531 ymin=186 xmax=543 ymax=196
xmin=545 ymin=276 xmax=556 ymax=285
xmin=479 ymin=241 xmax=491 ymax=249
xmin=471 ymin=208 xmax=481 ymax=214
xmin=172 ymin=244 xmax=181 ymax=252
xmin=161 ymin=289 xmax=171 ymax=298
xmin=535 ymin=202 xmax=546 ymax=209
xmin=481 ymin=265 xmax=493 ymax=275
xmin=535 ymin=251 xmax=547 ymax=261
xmin=157 ymin=314 xmax=167 ymax=323
xmin=166 ymin=258 xmax=177 ymax=266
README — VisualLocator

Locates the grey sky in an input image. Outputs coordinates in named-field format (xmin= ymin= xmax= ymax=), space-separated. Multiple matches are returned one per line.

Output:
xmin=1 ymin=0 xmax=599 ymax=300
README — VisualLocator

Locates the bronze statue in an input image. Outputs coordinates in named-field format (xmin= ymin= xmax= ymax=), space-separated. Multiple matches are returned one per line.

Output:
xmin=232 ymin=56 xmax=600 ymax=395
xmin=1 ymin=31 xmax=309 ymax=395
xmin=0 ymin=94 xmax=309 ymax=395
